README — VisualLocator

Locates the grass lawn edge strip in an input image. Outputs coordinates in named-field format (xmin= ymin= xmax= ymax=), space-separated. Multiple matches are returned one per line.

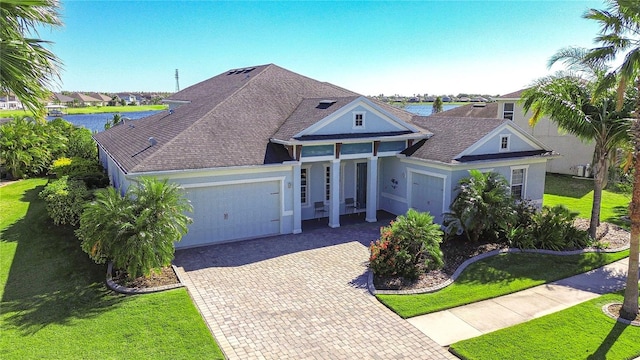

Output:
xmin=369 ymin=244 xmax=630 ymax=296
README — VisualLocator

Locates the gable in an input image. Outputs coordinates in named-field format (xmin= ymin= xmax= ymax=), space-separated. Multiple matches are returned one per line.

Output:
xmin=456 ymin=122 xmax=549 ymax=159
xmin=294 ymin=97 xmax=418 ymax=139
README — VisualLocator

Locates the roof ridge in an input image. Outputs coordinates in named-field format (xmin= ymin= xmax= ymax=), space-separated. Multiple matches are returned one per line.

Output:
xmin=129 ymin=65 xmax=273 ymax=172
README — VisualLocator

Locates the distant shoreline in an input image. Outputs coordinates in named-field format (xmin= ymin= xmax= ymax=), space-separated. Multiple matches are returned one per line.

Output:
xmin=0 ymin=104 xmax=168 ymax=118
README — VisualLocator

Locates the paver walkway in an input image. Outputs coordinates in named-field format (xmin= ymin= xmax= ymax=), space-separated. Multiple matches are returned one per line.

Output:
xmin=408 ymin=257 xmax=633 ymax=346
xmin=174 ymin=222 xmax=456 ymax=360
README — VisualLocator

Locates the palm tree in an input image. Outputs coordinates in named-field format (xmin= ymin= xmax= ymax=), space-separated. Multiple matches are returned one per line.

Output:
xmin=582 ymin=0 xmax=640 ymax=321
xmin=0 ymin=0 xmax=63 ymax=115
xmin=521 ymin=73 xmax=634 ymax=240
xmin=432 ymin=96 xmax=444 ymax=114
xmin=77 ymin=177 xmax=193 ymax=279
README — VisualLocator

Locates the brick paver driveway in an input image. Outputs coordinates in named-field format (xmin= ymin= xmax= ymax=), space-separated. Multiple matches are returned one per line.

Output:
xmin=174 ymin=222 xmax=454 ymax=360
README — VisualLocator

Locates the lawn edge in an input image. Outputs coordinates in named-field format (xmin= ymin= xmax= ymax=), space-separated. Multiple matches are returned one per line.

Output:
xmin=369 ymin=245 xmax=630 ymax=296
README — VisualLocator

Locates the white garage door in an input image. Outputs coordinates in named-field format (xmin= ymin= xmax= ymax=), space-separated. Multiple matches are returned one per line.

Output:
xmin=179 ymin=181 xmax=281 ymax=248
xmin=411 ymin=173 xmax=445 ymax=223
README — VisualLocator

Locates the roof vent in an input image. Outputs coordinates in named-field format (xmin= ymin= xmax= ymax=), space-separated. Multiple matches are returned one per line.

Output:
xmin=148 ymin=137 xmax=157 ymax=146
xmin=473 ymin=102 xmax=486 ymax=108
xmin=317 ymin=99 xmax=337 ymax=109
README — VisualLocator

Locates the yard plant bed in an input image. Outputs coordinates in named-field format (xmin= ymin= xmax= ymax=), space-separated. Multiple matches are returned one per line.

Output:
xmin=111 ymin=266 xmax=180 ymax=289
xmin=374 ymin=220 xmax=630 ymax=292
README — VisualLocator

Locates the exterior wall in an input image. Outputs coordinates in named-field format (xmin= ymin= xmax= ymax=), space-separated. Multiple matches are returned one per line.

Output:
xmin=310 ymin=104 xmax=406 ymax=135
xmin=496 ymin=100 xmax=594 ymax=175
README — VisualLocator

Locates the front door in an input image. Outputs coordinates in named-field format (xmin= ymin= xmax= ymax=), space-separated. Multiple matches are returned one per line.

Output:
xmin=356 ymin=162 xmax=367 ymax=209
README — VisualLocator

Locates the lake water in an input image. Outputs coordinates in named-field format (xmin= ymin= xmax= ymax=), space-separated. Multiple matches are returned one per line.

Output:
xmin=403 ymin=104 xmax=460 ymax=116
xmin=52 ymin=104 xmax=457 ymax=133
xmin=47 ymin=110 xmax=163 ymax=132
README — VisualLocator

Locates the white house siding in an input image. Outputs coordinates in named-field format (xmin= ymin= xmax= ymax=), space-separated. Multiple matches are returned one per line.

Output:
xmin=497 ymin=100 xmax=594 ymax=175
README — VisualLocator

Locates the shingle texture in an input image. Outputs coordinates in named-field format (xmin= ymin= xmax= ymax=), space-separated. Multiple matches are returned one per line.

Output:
xmin=409 ymin=116 xmax=507 ymax=163
xmin=430 ymin=102 xmax=499 ymax=119
xmin=94 ymin=64 xmax=360 ymax=173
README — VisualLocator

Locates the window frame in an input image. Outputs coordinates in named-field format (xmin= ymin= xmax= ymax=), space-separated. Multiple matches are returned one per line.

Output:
xmin=353 ymin=111 xmax=365 ymax=129
xmin=510 ymin=166 xmax=528 ymax=200
xmin=300 ymin=166 xmax=310 ymax=206
xmin=503 ymin=103 xmax=514 ymax=121
xmin=500 ymin=134 xmax=510 ymax=152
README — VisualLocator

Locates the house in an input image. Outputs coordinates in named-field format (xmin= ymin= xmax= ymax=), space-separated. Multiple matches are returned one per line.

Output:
xmin=94 ymin=64 xmax=552 ymax=249
xmin=495 ymin=90 xmax=594 ymax=175
xmin=432 ymin=93 xmax=594 ymax=176
xmin=116 ymin=93 xmax=141 ymax=105
xmin=0 ymin=95 xmax=23 ymax=110
xmin=69 ymin=92 xmax=101 ymax=107
xmin=50 ymin=93 xmax=75 ymax=107
xmin=87 ymin=92 xmax=112 ymax=106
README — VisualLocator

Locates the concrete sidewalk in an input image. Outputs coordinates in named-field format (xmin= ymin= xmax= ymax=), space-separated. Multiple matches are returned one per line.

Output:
xmin=408 ymin=258 xmax=633 ymax=346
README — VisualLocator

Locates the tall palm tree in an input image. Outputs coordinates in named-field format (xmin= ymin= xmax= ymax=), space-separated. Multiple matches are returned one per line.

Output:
xmin=582 ymin=0 xmax=640 ymax=321
xmin=521 ymin=73 xmax=634 ymax=240
xmin=0 ymin=0 xmax=62 ymax=115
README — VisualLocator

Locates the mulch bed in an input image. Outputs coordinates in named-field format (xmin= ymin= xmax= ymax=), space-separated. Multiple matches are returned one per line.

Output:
xmin=111 ymin=266 xmax=180 ymax=289
xmin=373 ymin=221 xmax=631 ymax=291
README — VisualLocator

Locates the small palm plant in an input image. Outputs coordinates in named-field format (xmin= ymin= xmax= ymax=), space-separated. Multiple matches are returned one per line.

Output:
xmin=77 ymin=177 xmax=193 ymax=278
xmin=444 ymin=170 xmax=515 ymax=242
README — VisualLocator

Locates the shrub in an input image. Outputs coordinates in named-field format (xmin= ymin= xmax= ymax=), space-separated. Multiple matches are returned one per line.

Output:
xmin=38 ymin=176 xmax=90 ymax=226
xmin=444 ymin=170 xmax=515 ymax=242
xmin=369 ymin=209 xmax=444 ymax=280
xmin=76 ymin=177 xmax=193 ymax=279
xmin=509 ymin=205 xmax=592 ymax=251
xmin=51 ymin=157 xmax=108 ymax=189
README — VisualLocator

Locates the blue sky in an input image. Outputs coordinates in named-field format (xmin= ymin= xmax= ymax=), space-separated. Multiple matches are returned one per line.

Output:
xmin=45 ymin=0 xmax=605 ymax=96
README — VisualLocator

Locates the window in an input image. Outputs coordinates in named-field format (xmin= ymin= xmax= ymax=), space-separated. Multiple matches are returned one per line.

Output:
xmin=511 ymin=168 xmax=526 ymax=200
xmin=300 ymin=168 xmax=308 ymax=205
xmin=325 ymin=166 xmax=331 ymax=201
xmin=500 ymin=135 xmax=510 ymax=151
xmin=353 ymin=112 xmax=365 ymax=128
xmin=503 ymin=103 xmax=514 ymax=120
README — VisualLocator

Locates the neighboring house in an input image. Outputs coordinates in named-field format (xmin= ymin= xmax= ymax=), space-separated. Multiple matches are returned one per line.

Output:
xmin=0 ymin=95 xmax=23 ymax=110
xmin=433 ymin=92 xmax=594 ymax=176
xmin=87 ymin=92 xmax=112 ymax=106
xmin=69 ymin=92 xmax=101 ymax=107
xmin=496 ymin=90 xmax=594 ymax=175
xmin=94 ymin=64 xmax=553 ymax=249
xmin=117 ymin=93 xmax=140 ymax=105
xmin=50 ymin=92 xmax=75 ymax=107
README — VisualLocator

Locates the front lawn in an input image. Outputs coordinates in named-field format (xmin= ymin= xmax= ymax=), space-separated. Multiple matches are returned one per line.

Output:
xmin=0 ymin=104 xmax=167 ymax=117
xmin=449 ymin=292 xmax=640 ymax=360
xmin=544 ymin=173 xmax=631 ymax=228
xmin=0 ymin=179 xmax=223 ymax=359
xmin=376 ymin=250 xmax=628 ymax=318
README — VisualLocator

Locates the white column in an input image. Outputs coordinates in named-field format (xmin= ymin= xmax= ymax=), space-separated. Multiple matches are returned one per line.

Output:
xmin=329 ymin=159 xmax=341 ymax=228
xmin=366 ymin=156 xmax=378 ymax=222
xmin=292 ymin=162 xmax=302 ymax=234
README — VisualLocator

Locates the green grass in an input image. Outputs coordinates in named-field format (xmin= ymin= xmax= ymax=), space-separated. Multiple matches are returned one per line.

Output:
xmin=377 ymin=251 xmax=629 ymax=319
xmin=0 ymin=179 xmax=223 ymax=359
xmin=449 ymin=292 xmax=640 ymax=360
xmin=544 ymin=173 xmax=631 ymax=229
xmin=0 ymin=104 xmax=167 ymax=117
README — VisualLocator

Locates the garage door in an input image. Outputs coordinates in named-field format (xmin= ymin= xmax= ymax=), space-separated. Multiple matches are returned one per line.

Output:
xmin=179 ymin=181 xmax=281 ymax=248
xmin=411 ymin=173 xmax=445 ymax=223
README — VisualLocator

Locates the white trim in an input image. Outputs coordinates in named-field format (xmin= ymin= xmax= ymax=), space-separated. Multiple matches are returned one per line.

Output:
xmin=294 ymin=96 xmax=417 ymax=138
xmin=509 ymin=165 xmax=528 ymax=200
xmin=300 ymin=166 xmax=310 ymax=206
xmin=398 ymin=154 xmax=548 ymax=171
xmin=352 ymin=111 xmax=366 ymax=129
xmin=454 ymin=121 xmax=549 ymax=159
xmin=500 ymin=134 xmax=511 ymax=152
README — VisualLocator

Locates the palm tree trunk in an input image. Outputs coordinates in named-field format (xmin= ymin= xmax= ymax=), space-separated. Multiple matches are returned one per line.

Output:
xmin=620 ymin=81 xmax=640 ymax=321
xmin=589 ymin=148 xmax=606 ymax=239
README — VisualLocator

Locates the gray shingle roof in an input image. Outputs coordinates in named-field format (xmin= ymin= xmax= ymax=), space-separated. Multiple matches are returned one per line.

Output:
xmin=94 ymin=64 xmax=359 ymax=173
xmin=430 ymin=102 xmax=499 ymax=119
xmin=408 ymin=116 xmax=507 ymax=164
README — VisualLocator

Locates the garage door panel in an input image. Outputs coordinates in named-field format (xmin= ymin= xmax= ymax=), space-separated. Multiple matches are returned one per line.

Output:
xmin=180 ymin=181 xmax=280 ymax=248
xmin=411 ymin=173 xmax=444 ymax=223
